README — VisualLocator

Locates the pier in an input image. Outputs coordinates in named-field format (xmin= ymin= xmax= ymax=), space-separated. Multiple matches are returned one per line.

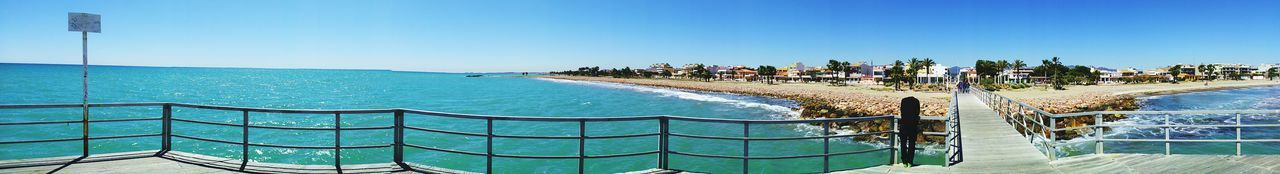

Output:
xmin=3 ymin=89 xmax=1279 ymax=173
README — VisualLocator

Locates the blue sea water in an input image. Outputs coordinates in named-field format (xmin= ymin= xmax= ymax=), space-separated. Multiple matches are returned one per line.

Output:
xmin=1058 ymin=85 xmax=1280 ymax=156
xmin=0 ymin=63 xmax=923 ymax=173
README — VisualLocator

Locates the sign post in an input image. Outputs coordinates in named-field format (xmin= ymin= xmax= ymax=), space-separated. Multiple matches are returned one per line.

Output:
xmin=69 ymin=12 xmax=100 ymax=157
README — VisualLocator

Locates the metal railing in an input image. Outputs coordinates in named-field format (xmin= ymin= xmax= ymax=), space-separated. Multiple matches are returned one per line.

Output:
xmin=0 ymin=102 xmax=958 ymax=173
xmin=943 ymin=91 xmax=963 ymax=166
xmin=968 ymin=87 xmax=1280 ymax=159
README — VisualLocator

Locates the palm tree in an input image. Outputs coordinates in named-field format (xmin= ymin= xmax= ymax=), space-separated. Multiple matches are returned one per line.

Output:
xmin=892 ymin=60 xmax=906 ymax=91
xmin=1012 ymin=60 xmax=1026 ymax=84
xmin=995 ymin=60 xmax=1009 ymax=84
xmin=841 ymin=61 xmax=853 ymax=85
xmin=1268 ymin=67 xmax=1278 ymax=81
xmin=922 ymin=58 xmax=936 ymax=85
xmin=907 ymin=58 xmax=921 ymax=90
xmin=827 ymin=60 xmax=843 ymax=85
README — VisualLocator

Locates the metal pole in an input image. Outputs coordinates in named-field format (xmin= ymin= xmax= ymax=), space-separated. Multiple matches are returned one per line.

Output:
xmin=1236 ymin=113 xmax=1242 ymax=156
xmin=1164 ymin=114 xmax=1170 ymax=155
xmin=1095 ymin=113 xmax=1103 ymax=155
xmin=742 ymin=122 xmax=749 ymax=174
xmin=162 ymin=104 xmax=171 ymax=153
xmin=578 ymin=120 xmax=586 ymax=174
xmin=335 ymin=112 xmax=343 ymax=173
xmin=241 ymin=110 xmax=249 ymax=170
xmin=394 ymin=110 xmax=404 ymax=165
xmin=486 ymin=118 xmax=493 ymax=174
xmin=1049 ymin=117 xmax=1057 ymax=160
xmin=889 ymin=118 xmax=897 ymax=165
xmin=823 ymin=121 xmax=831 ymax=172
xmin=81 ymin=31 xmax=89 ymax=157
xmin=659 ymin=117 xmax=668 ymax=169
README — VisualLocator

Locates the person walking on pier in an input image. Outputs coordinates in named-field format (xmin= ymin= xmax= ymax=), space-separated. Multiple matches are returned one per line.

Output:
xmin=898 ymin=96 xmax=922 ymax=167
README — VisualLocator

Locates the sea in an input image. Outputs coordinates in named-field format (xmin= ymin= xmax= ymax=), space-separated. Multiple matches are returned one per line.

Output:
xmin=1057 ymin=85 xmax=1280 ymax=157
xmin=0 ymin=63 xmax=936 ymax=173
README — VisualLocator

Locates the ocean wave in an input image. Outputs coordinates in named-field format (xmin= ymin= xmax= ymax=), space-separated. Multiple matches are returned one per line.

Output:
xmin=536 ymin=78 xmax=800 ymax=117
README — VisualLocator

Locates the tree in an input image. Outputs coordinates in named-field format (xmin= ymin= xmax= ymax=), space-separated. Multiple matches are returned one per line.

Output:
xmin=907 ymin=58 xmax=922 ymax=90
xmin=922 ymin=58 xmax=936 ymax=85
xmin=995 ymin=60 xmax=1009 ymax=84
xmin=891 ymin=60 xmax=906 ymax=91
xmin=1268 ymin=67 xmax=1278 ymax=81
xmin=1037 ymin=57 xmax=1067 ymax=90
xmin=1167 ymin=65 xmax=1182 ymax=83
xmin=974 ymin=60 xmax=1000 ymax=84
xmin=1012 ymin=60 xmax=1027 ymax=84
xmin=841 ymin=61 xmax=854 ymax=85
xmin=758 ymin=65 xmax=777 ymax=84
xmin=827 ymin=60 xmax=844 ymax=85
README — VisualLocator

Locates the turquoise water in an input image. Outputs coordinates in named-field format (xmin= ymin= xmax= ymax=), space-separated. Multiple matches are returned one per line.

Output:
xmin=1058 ymin=85 xmax=1280 ymax=156
xmin=0 ymin=63 xmax=935 ymax=173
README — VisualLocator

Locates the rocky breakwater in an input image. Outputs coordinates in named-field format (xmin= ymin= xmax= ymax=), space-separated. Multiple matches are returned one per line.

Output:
xmin=1004 ymin=92 xmax=1138 ymax=140
xmin=542 ymin=76 xmax=952 ymax=144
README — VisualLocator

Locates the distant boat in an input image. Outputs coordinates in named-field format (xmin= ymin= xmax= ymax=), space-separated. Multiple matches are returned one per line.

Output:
xmin=465 ymin=75 xmax=484 ymax=77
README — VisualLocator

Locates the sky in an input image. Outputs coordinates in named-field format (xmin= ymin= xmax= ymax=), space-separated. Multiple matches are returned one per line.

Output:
xmin=1 ymin=0 xmax=1278 ymax=72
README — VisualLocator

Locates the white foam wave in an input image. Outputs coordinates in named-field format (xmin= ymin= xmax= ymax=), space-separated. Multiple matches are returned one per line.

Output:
xmin=537 ymin=78 xmax=800 ymax=117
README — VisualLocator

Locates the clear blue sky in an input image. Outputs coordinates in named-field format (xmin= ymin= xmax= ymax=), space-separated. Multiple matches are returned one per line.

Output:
xmin=2 ymin=0 xmax=1278 ymax=72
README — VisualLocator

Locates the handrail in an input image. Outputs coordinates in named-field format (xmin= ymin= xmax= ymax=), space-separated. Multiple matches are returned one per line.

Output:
xmin=967 ymin=87 xmax=1280 ymax=160
xmin=0 ymin=102 xmax=959 ymax=173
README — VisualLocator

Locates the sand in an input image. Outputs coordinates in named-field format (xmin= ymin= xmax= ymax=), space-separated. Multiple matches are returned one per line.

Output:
xmin=540 ymin=76 xmax=952 ymax=117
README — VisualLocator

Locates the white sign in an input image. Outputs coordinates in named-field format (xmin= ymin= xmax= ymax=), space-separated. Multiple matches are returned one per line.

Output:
xmin=68 ymin=13 xmax=101 ymax=33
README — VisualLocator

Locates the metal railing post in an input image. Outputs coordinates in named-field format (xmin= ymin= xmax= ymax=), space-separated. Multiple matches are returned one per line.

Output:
xmin=334 ymin=111 xmax=343 ymax=173
xmin=241 ymin=110 xmax=249 ymax=170
xmin=1095 ymin=113 xmax=1103 ymax=155
xmin=823 ymin=120 xmax=831 ymax=172
xmin=394 ymin=110 xmax=405 ymax=166
xmin=889 ymin=118 xmax=897 ymax=165
xmin=742 ymin=122 xmax=749 ymax=174
xmin=659 ymin=117 xmax=669 ymax=170
xmin=1164 ymin=114 xmax=1170 ymax=155
xmin=1049 ymin=117 xmax=1057 ymax=160
xmin=1236 ymin=113 xmax=1242 ymax=156
xmin=162 ymin=104 xmax=172 ymax=153
xmin=578 ymin=120 xmax=586 ymax=174
xmin=486 ymin=118 xmax=494 ymax=174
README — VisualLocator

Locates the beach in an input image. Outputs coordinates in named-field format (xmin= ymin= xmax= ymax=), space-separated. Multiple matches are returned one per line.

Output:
xmin=541 ymin=76 xmax=951 ymax=117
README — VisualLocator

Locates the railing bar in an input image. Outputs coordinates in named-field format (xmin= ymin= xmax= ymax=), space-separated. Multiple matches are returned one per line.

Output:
xmin=585 ymin=150 xmax=660 ymax=159
xmin=403 ymin=144 xmax=488 ymax=156
xmin=667 ymin=147 xmax=890 ymax=160
xmin=172 ymin=134 xmax=241 ymax=145
xmin=667 ymin=131 xmax=892 ymax=141
xmin=0 ymin=137 xmax=87 ymax=145
xmin=403 ymin=126 xmax=488 ymax=137
xmin=86 ymin=133 xmax=163 ymax=140
xmin=171 ymin=118 xmax=243 ymax=127
xmin=585 ymin=133 xmax=660 ymax=139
